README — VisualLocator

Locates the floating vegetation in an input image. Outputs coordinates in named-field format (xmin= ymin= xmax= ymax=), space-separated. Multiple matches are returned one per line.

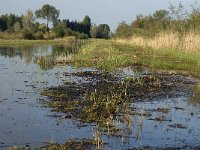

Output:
xmin=43 ymin=78 xmax=132 ymax=134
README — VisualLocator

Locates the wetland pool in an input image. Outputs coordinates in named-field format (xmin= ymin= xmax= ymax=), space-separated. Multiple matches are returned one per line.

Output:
xmin=0 ymin=44 xmax=200 ymax=149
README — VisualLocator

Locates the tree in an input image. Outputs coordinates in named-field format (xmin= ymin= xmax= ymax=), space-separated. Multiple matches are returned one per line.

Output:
xmin=153 ymin=10 xmax=169 ymax=20
xmin=168 ymin=2 xmax=188 ymax=20
xmin=7 ymin=14 xmax=18 ymax=31
xmin=62 ymin=19 xmax=70 ymax=28
xmin=22 ymin=9 xmax=35 ymax=32
xmin=96 ymin=24 xmax=110 ymax=39
xmin=81 ymin=15 xmax=91 ymax=37
xmin=115 ymin=22 xmax=132 ymax=38
xmin=35 ymin=4 xmax=60 ymax=32
xmin=0 ymin=15 xmax=7 ymax=31
xmin=90 ymin=23 xmax=97 ymax=38
xmin=53 ymin=23 xmax=65 ymax=38
xmin=13 ymin=22 xmax=21 ymax=33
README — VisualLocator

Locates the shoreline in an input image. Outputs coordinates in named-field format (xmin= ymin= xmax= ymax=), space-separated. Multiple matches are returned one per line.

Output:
xmin=0 ymin=38 xmax=76 ymax=46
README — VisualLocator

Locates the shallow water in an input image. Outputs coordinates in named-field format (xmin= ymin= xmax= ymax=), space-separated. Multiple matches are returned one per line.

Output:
xmin=0 ymin=44 xmax=200 ymax=149
xmin=0 ymin=44 xmax=93 ymax=149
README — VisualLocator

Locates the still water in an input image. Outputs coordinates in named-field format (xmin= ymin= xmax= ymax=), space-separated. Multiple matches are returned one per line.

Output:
xmin=0 ymin=44 xmax=200 ymax=149
xmin=0 ymin=44 xmax=92 ymax=149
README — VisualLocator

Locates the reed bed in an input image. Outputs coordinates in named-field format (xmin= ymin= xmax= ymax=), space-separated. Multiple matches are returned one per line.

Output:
xmin=116 ymin=31 xmax=200 ymax=53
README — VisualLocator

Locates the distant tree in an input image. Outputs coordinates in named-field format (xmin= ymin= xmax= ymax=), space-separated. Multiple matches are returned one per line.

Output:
xmin=60 ymin=16 xmax=91 ymax=37
xmin=13 ymin=22 xmax=21 ymax=33
xmin=81 ymin=15 xmax=91 ymax=37
xmin=6 ymin=14 xmax=22 ymax=31
xmin=35 ymin=4 xmax=60 ymax=32
xmin=0 ymin=15 xmax=7 ymax=31
xmin=6 ymin=14 xmax=16 ymax=31
xmin=96 ymin=24 xmax=110 ymax=39
xmin=62 ymin=19 xmax=70 ymax=28
xmin=0 ymin=14 xmax=22 ymax=32
xmin=22 ymin=9 xmax=35 ymax=32
xmin=168 ymin=2 xmax=188 ymax=20
xmin=153 ymin=10 xmax=169 ymax=20
xmin=53 ymin=23 xmax=65 ymax=38
xmin=115 ymin=22 xmax=132 ymax=38
xmin=90 ymin=23 xmax=98 ymax=38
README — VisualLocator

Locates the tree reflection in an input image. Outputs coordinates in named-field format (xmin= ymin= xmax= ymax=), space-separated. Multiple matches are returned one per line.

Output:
xmin=189 ymin=82 xmax=200 ymax=106
xmin=0 ymin=41 xmax=81 ymax=70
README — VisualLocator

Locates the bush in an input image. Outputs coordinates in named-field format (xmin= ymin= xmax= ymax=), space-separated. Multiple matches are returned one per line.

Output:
xmin=34 ymin=31 xmax=44 ymax=40
xmin=74 ymin=32 xmax=88 ymax=39
xmin=22 ymin=30 xmax=34 ymax=40
xmin=53 ymin=24 xmax=65 ymax=38
xmin=115 ymin=22 xmax=133 ymax=38
xmin=44 ymin=32 xmax=56 ymax=40
xmin=65 ymin=28 xmax=73 ymax=36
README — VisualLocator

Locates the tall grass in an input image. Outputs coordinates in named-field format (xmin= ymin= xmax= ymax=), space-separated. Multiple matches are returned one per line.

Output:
xmin=0 ymin=36 xmax=76 ymax=46
xmin=115 ymin=32 xmax=200 ymax=76
xmin=70 ymin=39 xmax=200 ymax=76
xmin=0 ymin=32 xmax=23 ymax=40
xmin=116 ymin=31 xmax=200 ymax=53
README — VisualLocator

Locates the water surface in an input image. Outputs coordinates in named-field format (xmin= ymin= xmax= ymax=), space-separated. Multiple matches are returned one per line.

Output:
xmin=0 ymin=44 xmax=200 ymax=149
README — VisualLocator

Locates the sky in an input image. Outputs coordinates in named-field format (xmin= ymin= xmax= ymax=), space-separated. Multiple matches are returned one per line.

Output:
xmin=0 ymin=0 xmax=198 ymax=30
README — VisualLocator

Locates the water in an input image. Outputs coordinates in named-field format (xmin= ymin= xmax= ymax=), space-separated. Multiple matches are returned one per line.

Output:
xmin=0 ymin=44 xmax=200 ymax=149
xmin=0 ymin=44 xmax=92 ymax=149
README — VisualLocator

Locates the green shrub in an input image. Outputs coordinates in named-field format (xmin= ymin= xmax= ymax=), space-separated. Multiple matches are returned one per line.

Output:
xmin=74 ymin=32 xmax=88 ymax=39
xmin=34 ymin=31 xmax=44 ymax=40
xmin=52 ymin=24 xmax=65 ymax=38
xmin=44 ymin=32 xmax=56 ymax=39
xmin=65 ymin=28 xmax=73 ymax=36
xmin=22 ymin=30 xmax=34 ymax=40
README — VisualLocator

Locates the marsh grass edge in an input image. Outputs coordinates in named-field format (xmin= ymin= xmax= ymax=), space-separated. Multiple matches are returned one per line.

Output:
xmin=71 ymin=39 xmax=200 ymax=77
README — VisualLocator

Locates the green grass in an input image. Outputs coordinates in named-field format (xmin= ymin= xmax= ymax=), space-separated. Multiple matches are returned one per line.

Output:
xmin=70 ymin=39 xmax=200 ymax=76
xmin=72 ymin=40 xmax=138 ymax=71
xmin=137 ymin=47 xmax=200 ymax=76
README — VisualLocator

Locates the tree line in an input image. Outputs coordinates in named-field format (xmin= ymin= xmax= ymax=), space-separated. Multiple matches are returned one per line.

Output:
xmin=0 ymin=4 xmax=110 ymax=39
xmin=115 ymin=2 xmax=200 ymax=38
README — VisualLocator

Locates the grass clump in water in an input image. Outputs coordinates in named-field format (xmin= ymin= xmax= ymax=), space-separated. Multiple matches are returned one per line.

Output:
xmin=41 ymin=74 xmax=172 ymax=135
xmin=43 ymin=80 xmax=132 ymax=134
xmin=44 ymin=139 xmax=96 ymax=150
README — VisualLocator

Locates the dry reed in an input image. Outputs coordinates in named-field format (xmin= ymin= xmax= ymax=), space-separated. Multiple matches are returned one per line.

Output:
xmin=116 ymin=31 xmax=200 ymax=53
xmin=0 ymin=32 xmax=23 ymax=40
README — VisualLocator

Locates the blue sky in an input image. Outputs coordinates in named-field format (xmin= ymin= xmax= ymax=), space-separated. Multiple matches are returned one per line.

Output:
xmin=0 ymin=0 xmax=197 ymax=30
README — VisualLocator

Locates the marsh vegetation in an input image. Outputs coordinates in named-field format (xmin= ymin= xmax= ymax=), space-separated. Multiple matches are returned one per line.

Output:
xmin=1 ymin=2 xmax=200 ymax=150
xmin=0 ymin=40 xmax=200 ymax=149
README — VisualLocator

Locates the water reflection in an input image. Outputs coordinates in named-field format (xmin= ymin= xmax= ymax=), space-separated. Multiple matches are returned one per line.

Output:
xmin=0 ymin=42 xmax=80 ymax=70
xmin=0 ymin=43 xmax=89 ymax=149
xmin=189 ymin=82 xmax=200 ymax=106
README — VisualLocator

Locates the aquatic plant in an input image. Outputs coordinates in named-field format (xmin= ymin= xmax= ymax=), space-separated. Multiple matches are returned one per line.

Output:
xmin=42 ymin=72 xmax=177 ymax=138
xmin=44 ymin=139 xmax=96 ymax=150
